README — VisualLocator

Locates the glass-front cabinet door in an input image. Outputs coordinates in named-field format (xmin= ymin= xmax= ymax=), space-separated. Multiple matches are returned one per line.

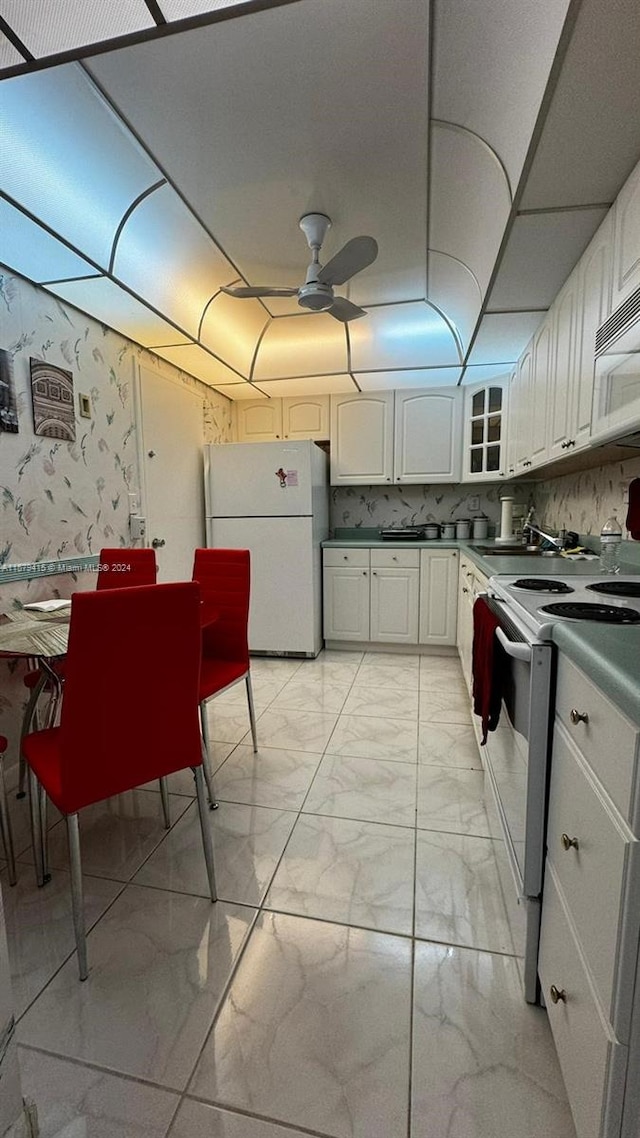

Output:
xmin=463 ymin=381 xmax=508 ymax=481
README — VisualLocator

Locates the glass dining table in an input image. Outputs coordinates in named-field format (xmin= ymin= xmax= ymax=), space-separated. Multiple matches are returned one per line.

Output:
xmin=0 ymin=605 xmax=70 ymax=886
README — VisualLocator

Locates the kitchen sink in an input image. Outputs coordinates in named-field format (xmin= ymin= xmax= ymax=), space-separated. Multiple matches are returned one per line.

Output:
xmin=470 ymin=545 xmax=563 ymax=558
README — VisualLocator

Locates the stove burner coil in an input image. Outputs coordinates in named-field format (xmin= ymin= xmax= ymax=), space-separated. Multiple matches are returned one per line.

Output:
xmin=513 ymin=578 xmax=574 ymax=593
xmin=586 ymin=581 xmax=640 ymax=598
xmin=539 ymin=602 xmax=640 ymax=623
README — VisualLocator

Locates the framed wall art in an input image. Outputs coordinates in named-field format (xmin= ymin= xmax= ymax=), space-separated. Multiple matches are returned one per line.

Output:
xmin=29 ymin=357 xmax=75 ymax=441
xmin=0 ymin=348 xmax=19 ymax=433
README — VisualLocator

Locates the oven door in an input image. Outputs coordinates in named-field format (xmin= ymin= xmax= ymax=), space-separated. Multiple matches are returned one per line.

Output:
xmin=481 ymin=600 xmax=553 ymax=900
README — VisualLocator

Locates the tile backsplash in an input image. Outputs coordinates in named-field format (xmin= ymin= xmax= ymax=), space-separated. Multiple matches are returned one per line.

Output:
xmin=534 ymin=455 xmax=640 ymax=538
xmin=330 ymin=482 xmax=524 ymax=533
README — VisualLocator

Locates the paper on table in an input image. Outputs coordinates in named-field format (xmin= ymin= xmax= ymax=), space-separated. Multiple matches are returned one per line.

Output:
xmin=22 ymin=599 xmax=72 ymax=612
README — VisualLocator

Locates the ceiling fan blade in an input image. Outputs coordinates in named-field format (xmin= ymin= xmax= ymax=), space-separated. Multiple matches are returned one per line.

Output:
xmin=327 ymin=296 xmax=367 ymax=323
xmin=220 ymin=285 xmax=298 ymax=298
xmin=317 ymin=236 xmax=378 ymax=286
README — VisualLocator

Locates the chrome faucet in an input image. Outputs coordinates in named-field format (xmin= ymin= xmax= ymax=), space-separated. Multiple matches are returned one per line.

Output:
xmin=522 ymin=521 xmax=564 ymax=551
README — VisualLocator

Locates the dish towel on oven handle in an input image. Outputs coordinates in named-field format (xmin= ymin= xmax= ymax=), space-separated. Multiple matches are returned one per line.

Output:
xmin=472 ymin=597 xmax=506 ymax=744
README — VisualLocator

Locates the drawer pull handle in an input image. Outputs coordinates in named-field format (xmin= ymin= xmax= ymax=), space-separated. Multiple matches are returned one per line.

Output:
xmin=343 ymin=555 xmax=348 ymax=560
xmin=569 ymin=708 xmax=589 ymax=725
xmin=550 ymin=985 xmax=566 ymax=1004
xmin=561 ymin=833 xmax=579 ymax=852
xmin=393 ymin=555 xmax=398 ymax=561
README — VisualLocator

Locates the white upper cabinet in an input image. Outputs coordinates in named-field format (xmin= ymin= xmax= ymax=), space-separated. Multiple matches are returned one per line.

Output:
xmin=505 ymin=367 xmax=518 ymax=477
xmin=530 ymin=316 xmax=552 ymax=468
xmin=394 ymin=390 xmax=462 ymax=483
xmin=574 ymin=211 xmax=613 ymax=450
xmin=515 ymin=339 xmax=534 ymax=473
xmin=611 ymin=157 xmax=640 ymax=311
xmin=281 ymin=395 xmax=330 ymax=440
xmin=462 ymin=380 xmax=508 ymax=482
xmin=235 ymin=399 xmax=283 ymax=441
xmin=330 ymin=393 xmax=394 ymax=485
xmin=547 ymin=275 xmax=578 ymax=463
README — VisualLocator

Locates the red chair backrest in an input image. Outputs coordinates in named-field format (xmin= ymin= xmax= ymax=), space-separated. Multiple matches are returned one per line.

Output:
xmin=57 ymin=582 xmax=202 ymax=813
xmin=96 ymin=548 xmax=157 ymax=590
xmin=192 ymin=548 xmax=250 ymax=665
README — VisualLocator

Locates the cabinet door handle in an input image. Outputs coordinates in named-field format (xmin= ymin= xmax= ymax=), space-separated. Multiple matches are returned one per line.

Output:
xmin=462 ymin=586 xmax=469 ymax=593
xmin=549 ymin=985 xmax=566 ymax=1004
xmin=363 ymin=571 xmax=368 ymax=576
xmin=392 ymin=555 xmax=398 ymax=561
xmin=561 ymin=833 xmax=579 ymax=852
xmin=569 ymin=708 xmax=589 ymax=725
xmin=343 ymin=555 xmax=348 ymax=560
xmin=372 ymin=570 xmax=377 ymax=575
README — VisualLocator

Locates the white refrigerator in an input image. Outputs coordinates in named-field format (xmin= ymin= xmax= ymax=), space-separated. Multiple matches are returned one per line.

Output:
xmin=204 ymin=440 xmax=329 ymax=656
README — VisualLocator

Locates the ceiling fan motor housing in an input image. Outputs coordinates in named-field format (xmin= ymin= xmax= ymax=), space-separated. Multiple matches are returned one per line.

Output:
xmin=298 ymin=280 xmax=335 ymax=311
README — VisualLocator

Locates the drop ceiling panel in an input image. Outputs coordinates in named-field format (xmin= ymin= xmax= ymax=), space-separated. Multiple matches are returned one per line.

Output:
xmin=113 ymin=184 xmax=237 ymax=339
xmin=253 ymin=314 xmax=347 ymax=382
xmin=432 ymin=0 xmax=571 ymax=191
xmin=0 ymin=65 xmax=161 ymax=269
xmin=0 ymin=0 xmax=153 ymax=56
xmin=521 ymin=0 xmax=640 ymax=209
xmin=427 ymin=250 xmax=482 ymax=353
xmin=466 ymin=312 xmax=544 ymax=366
xmin=487 ymin=208 xmax=608 ymax=310
xmin=255 ymin=375 xmax=355 ymax=397
xmin=462 ymin=363 xmax=513 ymax=384
xmin=215 ymin=383 xmax=264 ymax=401
xmin=87 ymin=0 xmax=430 ymax=313
xmin=0 ymin=30 xmax=23 ymax=67
xmin=0 ymin=199 xmax=98 ymax=283
xmin=158 ymin=0 xmax=256 ymax=17
xmin=430 ymin=123 xmax=512 ymax=294
xmin=356 ymin=368 xmax=462 ymax=391
xmin=150 ymin=343 xmax=243 ymax=387
xmin=349 ymin=303 xmax=460 ymax=372
xmin=199 ymin=292 xmax=268 ymax=378
xmin=46 ymin=277 xmax=192 ymax=347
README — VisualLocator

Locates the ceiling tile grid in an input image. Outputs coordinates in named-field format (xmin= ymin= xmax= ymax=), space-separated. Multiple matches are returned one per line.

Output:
xmin=0 ymin=0 xmax=154 ymax=57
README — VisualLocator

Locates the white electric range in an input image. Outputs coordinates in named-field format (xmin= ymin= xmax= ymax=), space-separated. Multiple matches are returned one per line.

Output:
xmin=478 ymin=572 xmax=640 ymax=1003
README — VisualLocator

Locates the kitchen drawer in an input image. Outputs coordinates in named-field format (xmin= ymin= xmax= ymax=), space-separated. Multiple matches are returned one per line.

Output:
xmin=539 ymin=862 xmax=627 ymax=1138
xmin=556 ymin=655 xmax=639 ymax=824
xmin=323 ymin=547 xmax=370 ymax=568
xmin=370 ymin=548 xmax=420 ymax=569
xmin=548 ymin=721 xmax=639 ymax=1039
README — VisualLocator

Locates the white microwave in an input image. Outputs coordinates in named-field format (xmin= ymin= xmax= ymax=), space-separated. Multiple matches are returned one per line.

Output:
xmin=592 ymin=286 xmax=640 ymax=444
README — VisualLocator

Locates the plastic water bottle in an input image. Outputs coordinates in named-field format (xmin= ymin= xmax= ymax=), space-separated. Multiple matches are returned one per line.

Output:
xmin=600 ymin=513 xmax=622 ymax=574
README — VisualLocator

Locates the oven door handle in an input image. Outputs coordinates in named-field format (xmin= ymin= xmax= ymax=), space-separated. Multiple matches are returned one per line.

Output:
xmin=495 ymin=626 xmax=532 ymax=663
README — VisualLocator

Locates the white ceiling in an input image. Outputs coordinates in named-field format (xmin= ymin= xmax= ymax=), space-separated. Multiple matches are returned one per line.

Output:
xmin=1 ymin=0 xmax=640 ymax=399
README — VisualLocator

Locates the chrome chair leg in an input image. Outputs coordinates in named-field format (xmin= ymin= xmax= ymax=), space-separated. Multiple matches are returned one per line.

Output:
xmin=199 ymin=703 xmax=218 ymax=810
xmin=194 ymin=765 xmax=217 ymax=903
xmin=159 ymin=777 xmax=171 ymax=829
xmin=246 ymin=672 xmax=258 ymax=754
xmin=0 ymin=758 xmax=16 ymax=886
xmin=28 ymin=766 xmax=46 ymax=887
xmin=38 ymin=780 xmax=49 ymax=883
xmin=66 ymin=813 xmax=88 ymax=980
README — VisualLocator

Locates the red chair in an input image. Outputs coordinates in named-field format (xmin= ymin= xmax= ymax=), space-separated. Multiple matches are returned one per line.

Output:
xmin=22 ymin=582 xmax=216 ymax=980
xmin=192 ymin=549 xmax=258 ymax=803
xmin=0 ymin=735 xmax=16 ymax=885
xmin=17 ymin=547 xmax=158 ymax=798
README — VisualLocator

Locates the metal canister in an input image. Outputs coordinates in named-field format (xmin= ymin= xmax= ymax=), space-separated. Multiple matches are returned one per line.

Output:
xmin=424 ymin=523 xmax=440 ymax=540
xmin=472 ymin=515 xmax=489 ymax=540
xmin=442 ymin=522 xmax=456 ymax=539
xmin=455 ymin=518 xmax=471 ymax=540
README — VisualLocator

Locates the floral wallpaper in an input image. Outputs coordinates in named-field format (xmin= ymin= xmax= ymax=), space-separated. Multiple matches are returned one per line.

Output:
xmin=534 ymin=455 xmax=640 ymax=539
xmin=330 ymin=481 xmax=526 ymax=533
xmin=0 ymin=266 xmax=232 ymax=769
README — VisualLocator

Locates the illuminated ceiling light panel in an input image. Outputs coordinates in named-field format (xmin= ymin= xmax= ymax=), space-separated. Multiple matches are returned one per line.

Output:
xmin=0 ymin=198 xmax=98 ymax=283
xmin=113 ymin=184 xmax=236 ymax=340
xmin=0 ymin=0 xmax=154 ymax=56
xmin=356 ymin=368 xmax=462 ymax=391
xmin=46 ymin=276 xmax=192 ymax=347
xmin=349 ymin=302 xmax=460 ymax=372
xmin=252 ymin=314 xmax=347 ymax=382
xmin=256 ymin=375 xmax=355 ymax=397
xmin=199 ymin=291 xmax=268 ymax=378
xmin=158 ymin=0 xmax=254 ymax=17
xmin=0 ymin=30 xmax=23 ymax=67
xmin=0 ymin=65 xmax=161 ymax=268
xmin=151 ymin=343 xmax=243 ymax=387
xmin=213 ymin=383 xmax=266 ymax=400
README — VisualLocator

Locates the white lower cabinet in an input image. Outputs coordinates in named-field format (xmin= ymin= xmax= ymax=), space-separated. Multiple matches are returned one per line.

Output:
xmin=539 ymin=654 xmax=640 ymax=1138
xmin=419 ymin=548 xmax=458 ymax=645
xmin=323 ymin=545 xmax=457 ymax=646
xmin=456 ymin=555 xmax=489 ymax=691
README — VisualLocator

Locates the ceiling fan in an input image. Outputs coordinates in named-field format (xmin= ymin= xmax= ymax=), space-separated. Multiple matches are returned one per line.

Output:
xmin=220 ymin=213 xmax=378 ymax=322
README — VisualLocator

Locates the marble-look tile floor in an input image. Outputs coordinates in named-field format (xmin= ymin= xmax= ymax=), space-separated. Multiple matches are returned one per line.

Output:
xmin=2 ymin=649 xmax=576 ymax=1138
